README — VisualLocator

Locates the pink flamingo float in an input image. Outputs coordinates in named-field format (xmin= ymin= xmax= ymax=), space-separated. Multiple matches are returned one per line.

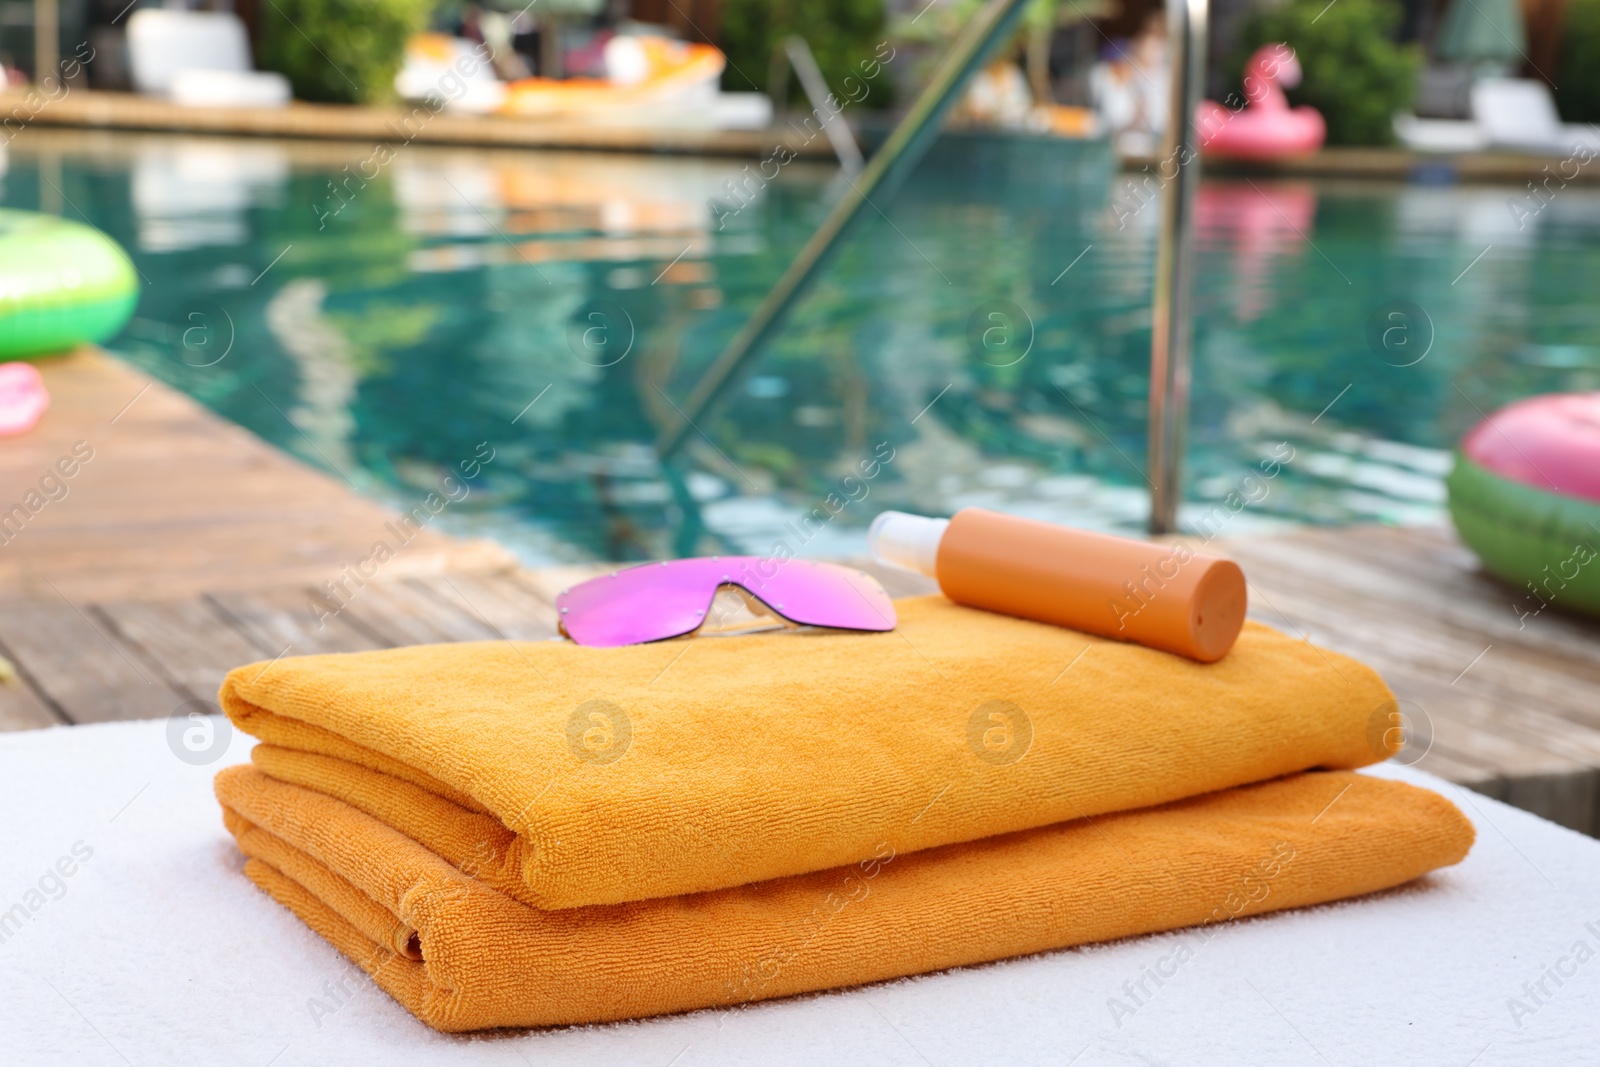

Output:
xmin=1194 ymin=182 xmax=1317 ymax=322
xmin=1197 ymin=44 xmax=1325 ymax=159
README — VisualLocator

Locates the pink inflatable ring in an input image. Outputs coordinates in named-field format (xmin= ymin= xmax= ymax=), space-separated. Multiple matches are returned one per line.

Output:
xmin=0 ymin=361 xmax=50 ymax=437
xmin=1445 ymin=392 xmax=1600 ymax=617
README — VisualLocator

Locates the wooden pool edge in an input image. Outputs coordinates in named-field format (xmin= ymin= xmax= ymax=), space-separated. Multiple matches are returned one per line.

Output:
xmin=7 ymin=91 xmax=1590 ymax=186
xmin=1125 ymin=145 xmax=1600 ymax=185
xmin=2 ymin=89 xmax=833 ymax=158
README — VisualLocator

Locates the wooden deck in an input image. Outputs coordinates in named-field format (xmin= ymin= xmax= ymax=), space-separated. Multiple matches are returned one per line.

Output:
xmin=0 ymin=350 xmax=517 ymax=725
xmin=4 ymin=89 xmax=833 ymax=159
xmin=1182 ymin=145 xmax=1600 ymax=185
xmin=13 ymin=91 xmax=1586 ymax=185
xmin=3 ymin=354 xmax=1598 ymax=835
xmin=1217 ymin=525 xmax=1600 ymax=835
xmin=0 ymin=351 xmax=512 ymax=601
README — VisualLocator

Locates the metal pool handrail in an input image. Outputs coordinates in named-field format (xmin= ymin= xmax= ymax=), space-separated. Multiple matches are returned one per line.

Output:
xmin=655 ymin=0 xmax=1033 ymax=461
xmin=1147 ymin=0 xmax=1207 ymax=535
xmin=659 ymin=0 xmax=1209 ymax=537
xmin=771 ymin=36 xmax=866 ymax=174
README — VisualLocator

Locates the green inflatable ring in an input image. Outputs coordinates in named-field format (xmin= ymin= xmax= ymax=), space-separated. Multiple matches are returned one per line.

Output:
xmin=0 ymin=209 xmax=139 ymax=360
xmin=1446 ymin=454 xmax=1600 ymax=616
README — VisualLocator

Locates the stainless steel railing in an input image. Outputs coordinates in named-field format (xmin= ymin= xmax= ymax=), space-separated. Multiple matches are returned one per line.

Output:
xmin=660 ymin=0 xmax=1208 ymax=537
xmin=655 ymin=0 xmax=1033 ymax=460
xmin=1147 ymin=0 xmax=1208 ymax=535
xmin=770 ymin=36 xmax=866 ymax=174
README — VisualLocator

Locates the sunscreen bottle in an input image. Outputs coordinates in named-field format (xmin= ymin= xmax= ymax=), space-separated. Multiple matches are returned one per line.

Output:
xmin=868 ymin=508 xmax=1247 ymax=662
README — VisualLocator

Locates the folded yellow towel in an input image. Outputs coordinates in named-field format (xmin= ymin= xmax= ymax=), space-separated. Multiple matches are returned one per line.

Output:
xmin=220 ymin=596 xmax=1398 ymax=909
xmin=216 ymin=765 xmax=1472 ymax=1032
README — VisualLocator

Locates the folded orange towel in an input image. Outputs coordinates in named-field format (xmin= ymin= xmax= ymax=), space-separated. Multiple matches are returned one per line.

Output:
xmin=220 ymin=596 xmax=1399 ymax=909
xmin=216 ymin=765 xmax=1472 ymax=1032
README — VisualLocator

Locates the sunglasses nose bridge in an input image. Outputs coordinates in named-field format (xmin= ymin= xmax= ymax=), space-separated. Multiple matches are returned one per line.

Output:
xmin=559 ymin=557 xmax=891 ymax=645
xmin=704 ymin=580 xmax=770 ymax=620
xmin=727 ymin=571 xmax=822 ymax=623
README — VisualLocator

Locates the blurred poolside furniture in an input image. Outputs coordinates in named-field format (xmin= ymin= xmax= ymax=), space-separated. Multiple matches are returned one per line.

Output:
xmin=1471 ymin=78 xmax=1600 ymax=153
xmin=496 ymin=36 xmax=771 ymax=129
xmin=1394 ymin=78 xmax=1600 ymax=156
xmin=126 ymin=10 xmax=290 ymax=109
xmin=395 ymin=34 xmax=508 ymax=115
xmin=395 ymin=31 xmax=771 ymax=129
xmin=1392 ymin=111 xmax=1488 ymax=153
xmin=707 ymin=94 xmax=774 ymax=130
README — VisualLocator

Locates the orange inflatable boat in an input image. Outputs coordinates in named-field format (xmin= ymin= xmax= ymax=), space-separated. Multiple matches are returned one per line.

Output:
xmin=500 ymin=37 xmax=725 ymax=120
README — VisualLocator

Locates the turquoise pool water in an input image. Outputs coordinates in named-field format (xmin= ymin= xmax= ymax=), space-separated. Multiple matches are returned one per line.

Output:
xmin=6 ymin=130 xmax=1599 ymax=562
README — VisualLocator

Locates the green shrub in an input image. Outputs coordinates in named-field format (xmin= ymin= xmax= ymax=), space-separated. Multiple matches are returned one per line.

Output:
xmin=1557 ymin=0 xmax=1600 ymax=121
xmin=1234 ymin=0 xmax=1419 ymax=146
xmin=259 ymin=0 xmax=432 ymax=105
xmin=720 ymin=0 xmax=894 ymax=108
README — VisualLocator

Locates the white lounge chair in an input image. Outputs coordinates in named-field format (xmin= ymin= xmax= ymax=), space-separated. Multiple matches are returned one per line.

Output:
xmin=1395 ymin=77 xmax=1600 ymax=155
xmin=1471 ymin=77 xmax=1600 ymax=154
xmin=1391 ymin=111 xmax=1487 ymax=153
xmin=126 ymin=10 xmax=291 ymax=109
xmin=1 ymin=718 xmax=1591 ymax=1064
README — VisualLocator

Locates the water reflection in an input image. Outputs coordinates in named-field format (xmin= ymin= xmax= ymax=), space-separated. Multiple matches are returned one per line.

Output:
xmin=5 ymin=129 xmax=1598 ymax=563
xmin=1195 ymin=182 xmax=1314 ymax=323
xmin=131 ymin=139 xmax=289 ymax=252
xmin=393 ymin=151 xmax=756 ymax=277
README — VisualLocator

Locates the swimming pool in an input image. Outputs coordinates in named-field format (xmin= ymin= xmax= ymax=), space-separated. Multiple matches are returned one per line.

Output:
xmin=6 ymin=129 xmax=1599 ymax=563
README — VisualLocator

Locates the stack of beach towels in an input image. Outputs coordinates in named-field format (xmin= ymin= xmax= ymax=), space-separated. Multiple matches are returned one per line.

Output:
xmin=215 ymin=595 xmax=1473 ymax=1032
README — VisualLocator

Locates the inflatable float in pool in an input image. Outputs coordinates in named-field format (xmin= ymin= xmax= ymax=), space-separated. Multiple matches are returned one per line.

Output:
xmin=0 ymin=209 xmax=139 ymax=361
xmin=500 ymin=37 xmax=726 ymax=121
xmin=0 ymin=361 xmax=49 ymax=436
xmin=395 ymin=33 xmax=727 ymax=120
xmin=1197 ymin=44 xmax=1325 ymax=160
xmin=1446 ymin=392 xmax=1600 ymax=618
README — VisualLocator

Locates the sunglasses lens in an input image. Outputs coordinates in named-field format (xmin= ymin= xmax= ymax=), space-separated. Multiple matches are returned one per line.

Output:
xmin=734 ymin=560 xmax=897 ymax=633
xmin=557 ymin=557 xmax=897 ymax=647
xmin=557 ymin=560 xmax=722 ymax=647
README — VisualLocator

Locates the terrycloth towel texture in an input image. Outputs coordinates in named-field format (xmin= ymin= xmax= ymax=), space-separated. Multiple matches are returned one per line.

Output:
xmin=220 ymin=596 xmax=1399 ymax=909
xmin=215 ymin=765 xmax=1473 ymax=1032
